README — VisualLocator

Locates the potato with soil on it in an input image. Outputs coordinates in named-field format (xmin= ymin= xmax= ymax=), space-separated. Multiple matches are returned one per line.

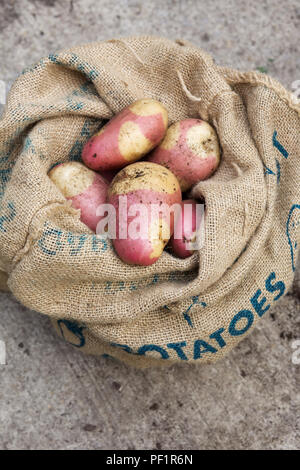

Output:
xmin=48 ymin=162 xmax=109 ymax=233
xmin=108 ymin=162 xmax=182 ymax=266
xmin=170 ymin=199 xmax=204 ymax=258
xmin=82 ymin=99 xmax=168 ymax=171
xmin=147 ymin=118 xmax=220 ymax=191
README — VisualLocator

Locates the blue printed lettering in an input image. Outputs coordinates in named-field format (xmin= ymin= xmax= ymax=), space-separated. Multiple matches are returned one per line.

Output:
xmin=110 ymin=343 xmax=133 ymax=354
xmin=228 ymin=310 xmax=254 ymax=336
xmin=167 ymin=342 xmax=188 ymax=360
xmin=38 ymin=228 xmax=63 ymax=256
xmin=193 ymin=339 xmax=217 ymax=359
xmin=250 ymin=289 xmax=270 ymax=317
xmin=137 ymin=344 xmax=169 ymax=359
xmin=265 ymin=271 xmax=285 ymax=301
xmin=209 ymin=328 xmax=226 ymax=348
xmin=272 ymin=131 xmax=288 ymax=159
xmin=0 ymin=201 xmax=16 ymax=233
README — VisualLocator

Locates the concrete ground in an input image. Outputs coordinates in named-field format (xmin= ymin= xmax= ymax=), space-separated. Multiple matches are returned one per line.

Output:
xmin=0 ymin=0 xmax=299 ymax=450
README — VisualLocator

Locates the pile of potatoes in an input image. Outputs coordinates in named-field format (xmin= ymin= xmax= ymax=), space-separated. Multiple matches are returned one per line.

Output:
xmin=49 ymin=99 xmax=220 ymax=266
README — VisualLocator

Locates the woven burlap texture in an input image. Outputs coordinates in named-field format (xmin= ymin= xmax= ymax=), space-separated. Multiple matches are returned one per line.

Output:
xmin=0 ymin=36 xmax=299 ymax=367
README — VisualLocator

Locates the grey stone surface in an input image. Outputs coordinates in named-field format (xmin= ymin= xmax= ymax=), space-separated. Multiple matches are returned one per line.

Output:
xmin=0 ymin=0 xmax=299 ymax=451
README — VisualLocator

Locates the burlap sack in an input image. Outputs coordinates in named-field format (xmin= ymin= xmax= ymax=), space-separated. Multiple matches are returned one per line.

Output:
xmin=0 ymin=36 xmax=299 ymax=367
xmin=0 ymin=270 xmax=9 ymax=292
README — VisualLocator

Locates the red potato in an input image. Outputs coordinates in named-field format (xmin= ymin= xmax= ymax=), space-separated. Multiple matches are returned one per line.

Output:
xmin=48 ymin=162 xmax=109 ymax=233
xmin=82 ymin=99 xmax=168 ymax=171
xmin=147 ymin=118 xmax=220 ymax=191
xmin=108 ymin=162 xmax=182 ymax=266
xmin=170 ymin=199 xmax=204 ymax=258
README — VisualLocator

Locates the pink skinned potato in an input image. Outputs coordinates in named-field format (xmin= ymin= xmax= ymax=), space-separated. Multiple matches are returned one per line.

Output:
xmin=48 ymin=162 xmax=109 ymax=233
xmin=147 ymin=118 xmax=221 ymax=191
xmin=108 ymin=162 xmax=182 ymax=266
xmin=170 ymin=199 xmax=204 ymax=258
xmin=82 ymin=99 xmax=168 ymax=171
